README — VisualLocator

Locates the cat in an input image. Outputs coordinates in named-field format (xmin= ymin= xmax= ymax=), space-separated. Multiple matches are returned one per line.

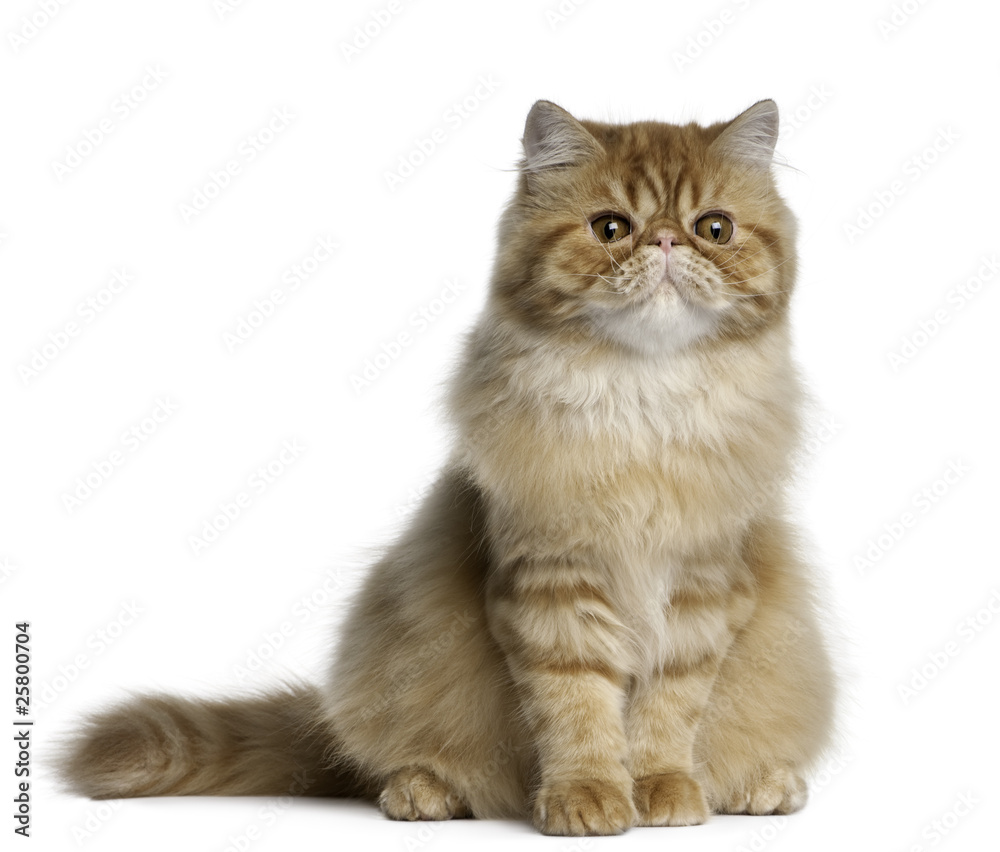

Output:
xmin=61 ymin=98 xmax=836 ymax=836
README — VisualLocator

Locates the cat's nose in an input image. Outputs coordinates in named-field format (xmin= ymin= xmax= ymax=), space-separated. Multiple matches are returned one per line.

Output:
xmin=650 ymin=230 xmax=676 ymax=256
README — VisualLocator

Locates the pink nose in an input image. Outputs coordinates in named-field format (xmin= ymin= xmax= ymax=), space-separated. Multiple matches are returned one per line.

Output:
xmin=651 ymin=230 xmax=675 ymax=256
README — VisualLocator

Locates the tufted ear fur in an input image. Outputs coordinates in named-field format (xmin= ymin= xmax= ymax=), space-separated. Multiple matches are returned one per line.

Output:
xmin=521 ymin=100 xmax=604 ymax=173
xmin=709 ymin=99 xmax=779 ymax=170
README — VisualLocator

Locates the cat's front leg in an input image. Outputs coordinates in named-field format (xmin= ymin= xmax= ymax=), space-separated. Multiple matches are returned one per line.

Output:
xmin=626 ymin=580 xmax=755 ymax=827
xmin=486 ymin=562 xmax=636 ymax=836
xmin=626 ymin=659 xmax=721 ymax=826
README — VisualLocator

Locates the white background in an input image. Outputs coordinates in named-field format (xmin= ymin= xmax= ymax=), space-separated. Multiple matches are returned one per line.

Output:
xmin=2 ymin=0 xmax=998 ymax=849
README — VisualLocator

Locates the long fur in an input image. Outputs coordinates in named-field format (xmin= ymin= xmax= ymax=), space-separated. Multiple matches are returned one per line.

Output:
xmin=61 ymin=100 xmax=836 ymax=836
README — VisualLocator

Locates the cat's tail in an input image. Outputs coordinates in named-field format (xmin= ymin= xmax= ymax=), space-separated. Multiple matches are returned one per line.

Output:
xmin=58 ymin=683 xmax=368 ymax=800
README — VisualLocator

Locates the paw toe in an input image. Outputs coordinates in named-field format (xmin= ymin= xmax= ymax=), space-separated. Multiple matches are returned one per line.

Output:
xmin=379 ymin=767 xmax=469 ymax=821
xmin=534 ymin=778 xmax=636 ymax=836
xmin=718 ymin=766 xmax=807 ymax=815
xmin=634 ymin=771 xmax=708 ymax=826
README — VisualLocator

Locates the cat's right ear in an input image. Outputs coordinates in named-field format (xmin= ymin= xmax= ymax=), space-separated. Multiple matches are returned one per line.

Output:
xmin=521 ymin=100 xmax=603 ymax=175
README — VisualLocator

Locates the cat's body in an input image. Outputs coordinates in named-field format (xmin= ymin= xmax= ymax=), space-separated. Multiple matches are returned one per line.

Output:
xmin=63 ymin=100 xmax=835 ymax=835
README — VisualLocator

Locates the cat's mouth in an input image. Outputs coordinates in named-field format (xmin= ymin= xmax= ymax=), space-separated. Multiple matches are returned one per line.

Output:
xmin=658 ymin=249 xmax=731 ymax=312
xmin=598 ymin=247 xmax=729 ymax=332
xmin=628 ymin=251 xmax=697 ymax=305
xmin=657 ymin=267 xmax=681 ymax=295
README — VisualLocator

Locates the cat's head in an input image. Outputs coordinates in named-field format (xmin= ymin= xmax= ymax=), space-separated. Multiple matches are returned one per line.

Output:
xmin=491 ymin=100 xmax=797 ymax=354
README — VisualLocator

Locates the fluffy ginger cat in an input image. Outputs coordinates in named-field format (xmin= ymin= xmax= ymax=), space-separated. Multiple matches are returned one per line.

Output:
xmin=62 ymin=99 xmax=835 ymax=836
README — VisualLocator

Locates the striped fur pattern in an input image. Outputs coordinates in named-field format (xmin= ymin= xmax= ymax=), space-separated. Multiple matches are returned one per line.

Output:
xmin=61 ymin=100 xmax=835 ymax=836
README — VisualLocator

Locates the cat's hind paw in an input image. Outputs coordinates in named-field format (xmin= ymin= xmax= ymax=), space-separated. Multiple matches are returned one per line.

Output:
xmin=716 ymin=766 xmax=807 ymax=815
xmin=379 ymin=766 xmax=470 ymax=821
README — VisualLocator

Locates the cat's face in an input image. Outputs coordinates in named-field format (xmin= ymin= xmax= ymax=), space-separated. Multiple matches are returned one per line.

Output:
xmin=492 ymin=101 xmax=797 ymax=354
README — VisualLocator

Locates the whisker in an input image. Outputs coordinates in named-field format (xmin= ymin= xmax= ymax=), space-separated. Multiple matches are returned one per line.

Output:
xmin=728 ymin=289 xmax=793 ymax=299
xmin=574 ymin=205 xmax=626 ymax=274
xmin=561 ymin=272 xmax=630 ymax=292
xmin=715 ymin=234 xmax=783 ymax=272
xmin=724 ymin=253 xmax=797 ymax=294
xmin=715 ymin=181 xmax=774 ymax=269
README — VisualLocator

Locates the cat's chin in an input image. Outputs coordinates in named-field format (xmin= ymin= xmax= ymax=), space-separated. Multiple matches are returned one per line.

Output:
xmin=586 ymin=287 xmax=718 ymax=357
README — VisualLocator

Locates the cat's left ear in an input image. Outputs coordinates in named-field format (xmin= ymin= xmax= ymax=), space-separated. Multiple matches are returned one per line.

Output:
xmin=709 ymin=99 xmax=779 ymax=170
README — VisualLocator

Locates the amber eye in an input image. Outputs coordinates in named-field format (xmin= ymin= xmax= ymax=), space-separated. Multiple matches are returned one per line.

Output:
xmin=591 ymin=214 xmax=632 ymax=243
xmin=694 ymin=213 xmax=734 ymax=244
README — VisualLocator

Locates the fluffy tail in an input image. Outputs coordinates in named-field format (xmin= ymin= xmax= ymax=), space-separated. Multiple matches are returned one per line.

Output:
xmin=59 ymin=684 xmax=367 ymax=800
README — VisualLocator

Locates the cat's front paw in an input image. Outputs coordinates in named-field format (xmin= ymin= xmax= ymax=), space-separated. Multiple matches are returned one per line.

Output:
xmin=633 ymin=771 xmax=708 ymax=826
xmin=533 ymin=778 xmax=636 ymax=836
